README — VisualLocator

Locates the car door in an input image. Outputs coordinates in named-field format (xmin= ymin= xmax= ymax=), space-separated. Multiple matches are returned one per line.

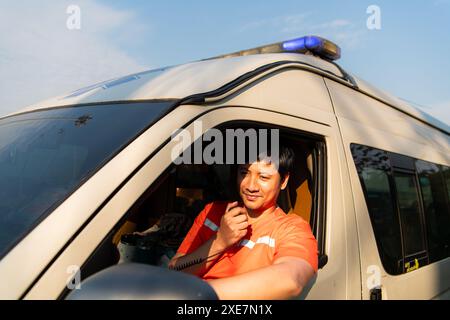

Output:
xmin=19 ymin=103 xmax=357 ymax=299
xmin=325 ymin=78 xmax=450 ymax=299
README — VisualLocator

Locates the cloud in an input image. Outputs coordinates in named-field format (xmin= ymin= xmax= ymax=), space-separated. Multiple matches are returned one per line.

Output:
xmin=238 ymin=13 xmax=311 ymax=33
xmin=285 ymin=18 xmax=352 ymax=33
xmin=434 ymin=0 xmax=450 ymax=6
xmin=425 ymin=101 xmax=450 ymax=125
xmin=280 ymin=13 xmax=313 ymax=33
xmin=399 ymin=98 xmax=450 ymax=126
xmin=0 ymin=1 xmax=150 ymax=116
xmin=238 ymin=14 xmax=366 ymax=50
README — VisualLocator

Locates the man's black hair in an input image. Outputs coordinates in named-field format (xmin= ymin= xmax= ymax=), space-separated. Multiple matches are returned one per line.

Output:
xmin=278 ymin=145 xmax=295 ymax=179
xmin=256 ymin=145 xmax=295 ymax=179
xmin=236 ymin=144 xmax=295 ymax=179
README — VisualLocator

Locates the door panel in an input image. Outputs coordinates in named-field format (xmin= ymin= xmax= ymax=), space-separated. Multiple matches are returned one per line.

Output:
xmin=26 ymin=106 xmax=359 ymax=300
xmin=325 ymin=78 xmax=450 ymax=299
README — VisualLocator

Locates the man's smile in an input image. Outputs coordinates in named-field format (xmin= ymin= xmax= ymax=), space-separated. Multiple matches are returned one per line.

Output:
xmin=243 ymin=193 xmax=262 ymax=201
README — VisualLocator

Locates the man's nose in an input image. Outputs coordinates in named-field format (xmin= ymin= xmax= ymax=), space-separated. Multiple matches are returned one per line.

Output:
xmin=245 ymin=175 xmax=259 ymax=192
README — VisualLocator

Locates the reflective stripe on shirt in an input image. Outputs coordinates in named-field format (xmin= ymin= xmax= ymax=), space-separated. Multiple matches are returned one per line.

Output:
xmin=204 ymin=218 xmax=219 ymax=232
xmin=239 ymin=236 xmax=275 ymax=249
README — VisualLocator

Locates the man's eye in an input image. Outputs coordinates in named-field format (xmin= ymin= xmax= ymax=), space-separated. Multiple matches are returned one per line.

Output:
xmin=260 ymin=176 xmax=270 ymax=180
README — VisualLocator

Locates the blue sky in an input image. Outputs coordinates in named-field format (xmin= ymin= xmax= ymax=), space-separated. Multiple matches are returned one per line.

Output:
xmin=0 ymin=0 xmax=449 ymax=123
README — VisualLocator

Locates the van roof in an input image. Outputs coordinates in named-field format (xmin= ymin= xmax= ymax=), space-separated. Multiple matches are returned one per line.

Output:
xmin=6 ymin=52 xmax=449 ymax=134
xmin=15 ymin=53 xmax=343 ymax=109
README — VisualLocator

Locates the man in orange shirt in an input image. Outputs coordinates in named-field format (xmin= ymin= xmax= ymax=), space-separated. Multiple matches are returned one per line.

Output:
xmin=169 ymin=146 xmax=318 ymax=299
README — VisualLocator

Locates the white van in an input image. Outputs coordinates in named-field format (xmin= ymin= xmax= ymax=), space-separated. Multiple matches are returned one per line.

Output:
xmin=0 ymin=36 xmax=448 ymax=300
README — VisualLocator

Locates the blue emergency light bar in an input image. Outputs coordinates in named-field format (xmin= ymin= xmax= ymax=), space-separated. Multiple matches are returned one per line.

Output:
xmin=208 ymin=35 xmax=341 ymax=62
xmin=282 ymin=36 xmax=341 ymax=61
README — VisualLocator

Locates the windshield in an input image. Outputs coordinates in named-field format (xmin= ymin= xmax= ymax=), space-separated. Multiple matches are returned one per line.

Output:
xmin=0 ymin=101 xmax=175 ymax=258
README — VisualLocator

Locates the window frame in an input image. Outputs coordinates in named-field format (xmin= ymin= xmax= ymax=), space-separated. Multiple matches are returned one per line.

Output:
xmin=391 ymin=168 xmax=429 ymax=269
xmin=68 ymin=120 xmax=329 ymax=298
xmin=351 ymin=143 xmax=450 ymax=275
xmin=351 ymin=145 xmax=404 ymax=275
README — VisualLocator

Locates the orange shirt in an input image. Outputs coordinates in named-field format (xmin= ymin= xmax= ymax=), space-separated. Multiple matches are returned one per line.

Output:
xmin=177 ymin=201 xmax=318 ymax=280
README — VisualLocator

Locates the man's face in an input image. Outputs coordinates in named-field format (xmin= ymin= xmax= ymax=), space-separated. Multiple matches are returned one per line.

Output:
xmin=237 ymin=161 xmax=289 ymax=213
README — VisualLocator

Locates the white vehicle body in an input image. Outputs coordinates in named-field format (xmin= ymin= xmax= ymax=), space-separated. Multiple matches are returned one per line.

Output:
xmin=0 ymin=40 xmax=449 ymax=300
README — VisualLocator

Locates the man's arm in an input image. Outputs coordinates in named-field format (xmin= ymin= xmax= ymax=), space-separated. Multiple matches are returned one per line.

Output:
xmin=168 ymin=234 xmax=226 ymax=275
xmin=206 ymin=256 xmax=315 ymax=300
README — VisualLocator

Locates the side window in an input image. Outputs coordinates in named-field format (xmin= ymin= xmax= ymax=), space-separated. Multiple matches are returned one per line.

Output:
xmin=443 ymin=166 xmax=450 ymax=203
xmin=393 ymin=172 xmax=426 ymax=256
xmin=351 ymin=143 xmax=450 ymax=275
xmin=416 ymin=161 xmax=450 ymax=262
xmin=351 ymin=144 xmax=403 ymax=275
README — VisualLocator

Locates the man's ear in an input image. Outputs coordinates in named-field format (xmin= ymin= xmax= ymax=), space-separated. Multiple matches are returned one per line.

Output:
xmin=280 ymin=173 xmax=290 ymax=190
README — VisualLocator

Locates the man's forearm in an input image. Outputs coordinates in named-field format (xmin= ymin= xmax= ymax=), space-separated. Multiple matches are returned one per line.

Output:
xmin=206 ymin=257 xmax=315 ymax=300
xmin=169 ymin=234 xmax=227 ymax=276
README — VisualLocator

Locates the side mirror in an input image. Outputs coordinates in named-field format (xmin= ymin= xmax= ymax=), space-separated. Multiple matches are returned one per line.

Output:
xmin=66 ymin=263 xmax=218 ymax=300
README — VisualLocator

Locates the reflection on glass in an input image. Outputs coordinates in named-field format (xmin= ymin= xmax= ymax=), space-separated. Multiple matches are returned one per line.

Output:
xmin=416 ymin=160 xmax=450 ymax=262
xmin=0 ymin=101 xmax=173 ymax=258
xmin=394 ymin=173 xmax=426 ymax=256
xmin=351 ymin=144 xmax=403 ymax=275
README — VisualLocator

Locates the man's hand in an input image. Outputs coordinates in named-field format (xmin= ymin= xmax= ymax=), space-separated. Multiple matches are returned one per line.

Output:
xmin=216 ymin=201 xmax=248 ymax=249
xmin=169 ymin=202 xmax=248 ymax=275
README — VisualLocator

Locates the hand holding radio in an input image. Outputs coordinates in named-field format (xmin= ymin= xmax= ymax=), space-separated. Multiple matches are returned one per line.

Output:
xmin=216 ymin=201 xmax=249 ymax=249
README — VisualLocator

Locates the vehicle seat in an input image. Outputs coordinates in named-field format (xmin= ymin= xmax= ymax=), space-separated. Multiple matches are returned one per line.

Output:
xmin=287 ymin=148 xmax=314 ymax=224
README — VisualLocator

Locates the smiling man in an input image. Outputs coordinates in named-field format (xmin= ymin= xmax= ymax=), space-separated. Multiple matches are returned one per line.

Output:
xmin=169 ymin=146 xmax=318 ymax=299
